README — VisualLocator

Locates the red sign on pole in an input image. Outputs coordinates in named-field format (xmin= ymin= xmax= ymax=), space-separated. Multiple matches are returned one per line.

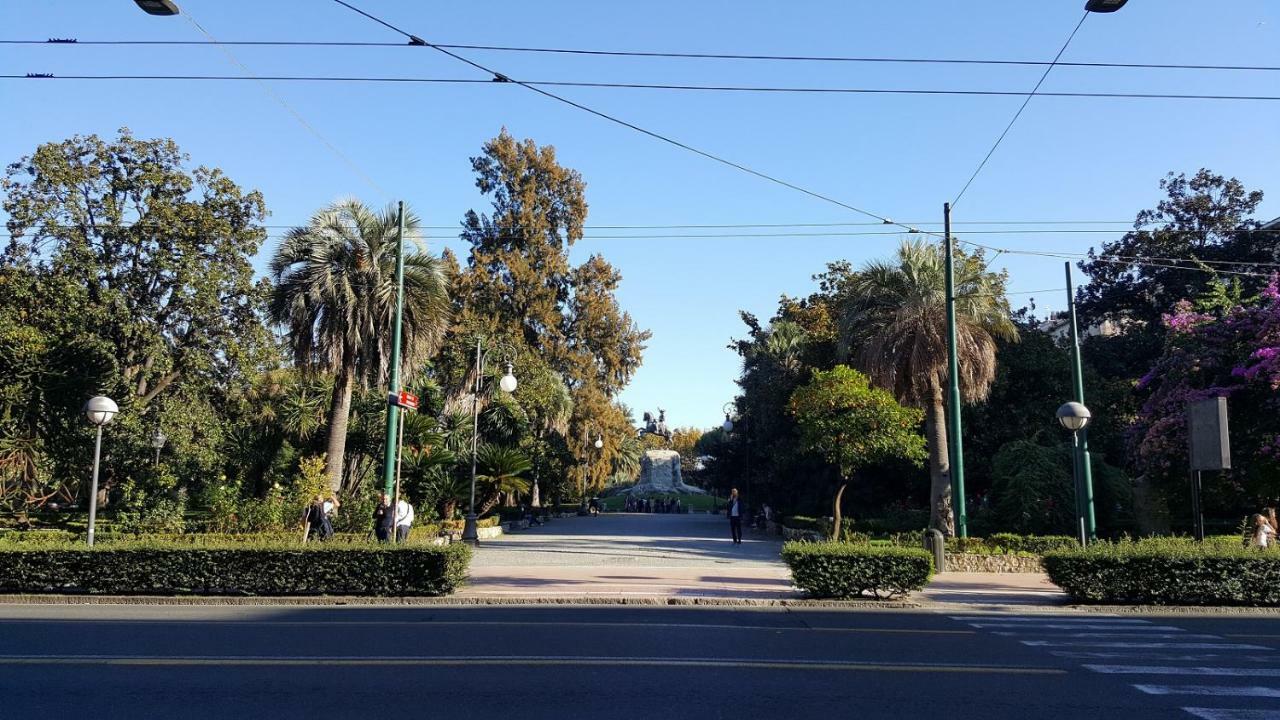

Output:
xmin=397 ymin=390 xmax=419 ymax=410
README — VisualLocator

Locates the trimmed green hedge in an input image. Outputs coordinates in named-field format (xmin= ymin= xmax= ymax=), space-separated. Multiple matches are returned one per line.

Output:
xmin=781 ymin=542 xmax=933 ymax=599
xmin=1043 ymin=540 xmax=1280 ymax=606
xmin=0 ymin=543 xmax=472 ymax=596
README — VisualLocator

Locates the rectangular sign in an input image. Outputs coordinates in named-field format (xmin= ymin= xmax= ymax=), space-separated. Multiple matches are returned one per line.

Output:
xmin=1188 ymin=397 xmax=1230 ymax=471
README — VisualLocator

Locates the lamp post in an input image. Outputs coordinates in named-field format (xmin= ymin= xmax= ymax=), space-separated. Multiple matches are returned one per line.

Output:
xmin=1057 ymin=401 xmax=1092 ymax=547
xmin=462 ymin=338 xmax=517 ymax=545
xmin=722 ymin=403 xmax=749 ymax=512
xmin=83 ymin=396 xmax=119 ymax=547
xmin=150 ymin=429 xmax=167 ymax=466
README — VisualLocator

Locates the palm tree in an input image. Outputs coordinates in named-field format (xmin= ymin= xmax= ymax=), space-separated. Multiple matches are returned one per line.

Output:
xmin=475 ymin=444 xmax=532 ymax=515
xmin=270 ymin=200 xmax=451 ymax=492
xmin=837 ymin=239 xmax=1016 ymax=534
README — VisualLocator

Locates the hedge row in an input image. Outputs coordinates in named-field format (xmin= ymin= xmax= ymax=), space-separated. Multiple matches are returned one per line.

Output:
xmin=0 ymin=543 xmax=472 ymax=596
xmin=1043 ymin=540 xmax=1280 ymax=606
xmin=781 ymin=542 xmax=933 ymax=599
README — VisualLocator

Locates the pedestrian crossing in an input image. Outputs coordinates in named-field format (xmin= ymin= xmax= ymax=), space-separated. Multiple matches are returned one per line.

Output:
xmin=949 ymin=614 xmax=1280 ymax=720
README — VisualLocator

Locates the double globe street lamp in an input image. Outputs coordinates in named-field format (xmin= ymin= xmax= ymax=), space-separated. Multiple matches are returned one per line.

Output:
xmin=463 ymin=338 xmax=518 ymax=545
xmin=83 ymin=396 xmax=119 ymax=547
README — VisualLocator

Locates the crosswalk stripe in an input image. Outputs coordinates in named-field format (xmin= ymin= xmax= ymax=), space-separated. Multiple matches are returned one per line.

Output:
xmin=948 ymin=615 xmax=1148 ymax=624
xmin=1023 ymin=641 xmax=1269 ymax=650
xmin=1052 ymin=651 xmax=1277 ymax=663
xmin=997 ymin=632 xmax=1219 ymax=639
xmin=970 ymin=623 xmax=1184 ymax=631
xmin=1183 ymin=708 xmax=1280 ymax=720
xmin=1087 ymin=665 xmax=1280 ymax=677
xmin=1134 ymin=685 xmax=1280 ymax=698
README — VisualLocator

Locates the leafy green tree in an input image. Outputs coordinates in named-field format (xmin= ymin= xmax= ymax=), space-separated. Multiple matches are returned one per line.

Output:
xmin=789 ymin=366 xmax=926 ymax=537
xmin=270 ymin=200 xmax=451 ymax=492
xmin=838 ymin=239 xmax=1017 ymax=534
xmin=475 ymin=444 xmax=532 ymax=515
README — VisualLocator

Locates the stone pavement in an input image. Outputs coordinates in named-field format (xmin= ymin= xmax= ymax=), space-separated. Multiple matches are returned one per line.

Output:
xmin=461 ymin=512 xmax=796 ymax=599
xmin=461 ymin=513 xmax=1070 ymax=607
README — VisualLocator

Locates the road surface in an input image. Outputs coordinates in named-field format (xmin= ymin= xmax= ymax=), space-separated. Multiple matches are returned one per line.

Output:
xmin=0 ymin=604 xmax=1277 ymax=719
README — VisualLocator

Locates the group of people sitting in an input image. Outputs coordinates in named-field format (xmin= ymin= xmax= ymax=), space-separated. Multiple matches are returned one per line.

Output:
xmin=625 ymin=496 xmax=683 ymax=514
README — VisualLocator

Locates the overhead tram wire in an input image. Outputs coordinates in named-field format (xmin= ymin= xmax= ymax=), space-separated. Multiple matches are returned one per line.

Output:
xmin=11 ymin=74 xmax=1280 ymax=102
xmin=325 ymin=0 xmax=934 ymax=239
xmin=951 ymin=11 xmax=1091 ymax=208
xmin=12 ymin=38 xmax=1280 ymax=73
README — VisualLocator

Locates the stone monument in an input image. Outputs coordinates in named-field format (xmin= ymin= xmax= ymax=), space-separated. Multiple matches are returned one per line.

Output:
xmin=631 ymin=449 xmax=707 ymax=495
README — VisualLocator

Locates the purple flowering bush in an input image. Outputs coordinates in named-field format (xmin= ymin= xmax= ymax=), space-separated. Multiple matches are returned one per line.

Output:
xmin=1130 ymin=278 xmax=1280 ymax=510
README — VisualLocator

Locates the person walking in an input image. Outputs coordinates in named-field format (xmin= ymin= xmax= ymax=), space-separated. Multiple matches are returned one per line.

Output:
xmin=373 ymin=492 xmax=393 ymax=543
xmin=727 ymin=488 xmax=744 ymax=545
xmin=395 ymin=496 xmax=415 ymax=543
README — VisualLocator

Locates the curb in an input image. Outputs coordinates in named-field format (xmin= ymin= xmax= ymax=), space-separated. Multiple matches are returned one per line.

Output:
xmin=0 ymin=594 xmax=918 ymax=609
xmin=913 ymin=601 xmax=1280 ymax=617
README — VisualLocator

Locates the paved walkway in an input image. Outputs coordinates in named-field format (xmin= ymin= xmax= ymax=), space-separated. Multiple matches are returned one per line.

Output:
xmin=462 ymin=513 xmax=1070 ymax=607
xmin=462 ymin=512 xmax=796 ymax=599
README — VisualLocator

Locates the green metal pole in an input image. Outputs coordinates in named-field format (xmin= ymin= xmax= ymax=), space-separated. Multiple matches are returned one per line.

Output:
xmin=381 ymin=201 xmax=407 ymax=497
xmin=1064 ymin=263 xmax=1097 ymax=541
xmin=943 ymin=203 xmax=967 ymax=537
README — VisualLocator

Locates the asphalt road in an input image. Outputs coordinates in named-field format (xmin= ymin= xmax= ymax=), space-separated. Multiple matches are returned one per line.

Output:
xmin=1 ymin=605 xmax=1277 ymax=720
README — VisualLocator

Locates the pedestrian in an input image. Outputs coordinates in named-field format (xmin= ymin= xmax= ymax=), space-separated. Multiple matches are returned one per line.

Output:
xmin=395 ymin=495 xmax=415 ymax=543
xmin=373 ymin=492 xmax=393 ymax=543
xmin=727 ymin=488 xmax=743 ymax=545
xmin=304 ymin=494 xmax=334 ymax=542
xmin=1250 ymin=513 xmax=1276 ymax=549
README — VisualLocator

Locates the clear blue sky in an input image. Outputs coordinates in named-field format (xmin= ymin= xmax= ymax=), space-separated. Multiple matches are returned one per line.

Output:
xmin=3 ymin=1 xmax=1277 ymax=430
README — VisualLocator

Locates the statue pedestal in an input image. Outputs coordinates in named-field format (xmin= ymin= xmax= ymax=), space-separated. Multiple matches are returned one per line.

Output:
xmin=629 ymin=449 xmax=707 ymax=495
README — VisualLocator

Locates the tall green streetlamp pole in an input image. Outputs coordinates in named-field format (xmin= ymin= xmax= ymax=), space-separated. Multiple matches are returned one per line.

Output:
xmin=382 ymin=201 xmax=407 ymax=497
xmin=1063 ymin=262 xmax=1097 ymax=540
xmin=943 ymin=203 xmax=967 ymax=537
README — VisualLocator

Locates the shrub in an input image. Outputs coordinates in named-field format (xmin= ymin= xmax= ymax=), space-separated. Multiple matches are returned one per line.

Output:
xmin=988 ymin=533 xmax=1078 ymax=555
xmin=1043 ymin=540 xmax=1280 ymax=606
xmin=113 ymin=480 xmax=188 ymax=535
xmin=781 ymin=542 xmax=933 ymax=599
xmin=0 ymin=542 xmax=472 ymax=596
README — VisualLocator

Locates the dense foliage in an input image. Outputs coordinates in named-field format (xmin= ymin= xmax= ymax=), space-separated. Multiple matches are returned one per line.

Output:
xmin=781 ymin=542 xmax=933 ymax=599
xmin=1044 ymin=539 xmax=1280 ymax=606
xmin=0 ymin=542 xmax=471 ymax=596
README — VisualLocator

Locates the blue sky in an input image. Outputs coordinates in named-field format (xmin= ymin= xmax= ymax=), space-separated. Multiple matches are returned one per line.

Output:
xmin=3 ymin=1 xmax=1277 ymax=429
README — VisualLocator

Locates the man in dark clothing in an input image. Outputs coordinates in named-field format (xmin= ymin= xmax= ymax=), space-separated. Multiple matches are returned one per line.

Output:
xmin=305 ymin=495 xmax=333 ymax=542
xmin=373 ymin=492 xmax=393 ymax=542
xmin=727 ymin=488 xmax=743 ymax=545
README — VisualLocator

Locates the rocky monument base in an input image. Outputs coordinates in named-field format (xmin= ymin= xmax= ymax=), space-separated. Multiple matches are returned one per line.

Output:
xmin=629 ymin=449 xmax=707 ymax=495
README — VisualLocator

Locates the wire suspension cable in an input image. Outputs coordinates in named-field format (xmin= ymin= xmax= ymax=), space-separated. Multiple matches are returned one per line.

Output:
xmin=11 ymin=38 xmax=1280 ymax=73
xmin=952 ymin=12 xmax=1089 ymax=207
xmin=12 ymin=74 xmax=1280 ymax=102
xmin=326 ymin=0 xmax=928 ymax=236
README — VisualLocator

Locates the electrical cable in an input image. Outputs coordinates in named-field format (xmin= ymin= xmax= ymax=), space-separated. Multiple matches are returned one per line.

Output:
xmin=952 ymin=11 xmax=1090 ymax=207
xmin=10 ymin=37 xmax=1280 ymax=74
xmin=11 ymin=73 xmax=1280 ymax=102
xmin=326 ymin=0 xmax=932 ymax=237
xmin=177 ymin=10 xmax=389 ymax=198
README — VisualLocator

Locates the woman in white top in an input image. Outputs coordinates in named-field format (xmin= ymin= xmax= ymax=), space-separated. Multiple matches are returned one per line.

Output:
xmin=395 ymin=498 xmax=414 ymax=543
xmin=1251 ymin=513 xmax=1276 ymax=549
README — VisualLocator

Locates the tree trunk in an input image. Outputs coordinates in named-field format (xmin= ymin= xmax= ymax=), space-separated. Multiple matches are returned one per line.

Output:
xmin=832 ymin=483 xmax=847 ymax=542
xmin=925 ymin=387 xmax=956 ymax=536
xmin=324 ymin=364 xmax=356 ymax=494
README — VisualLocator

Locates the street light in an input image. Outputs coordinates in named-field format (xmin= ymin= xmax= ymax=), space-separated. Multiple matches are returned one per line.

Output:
xmin=722 ymin=402 xmax=735 ymax=433
xmin=1084 ymin=0 xmax=1128 ymax=12
xmin=1057 ymin=401 xmax=1092 ymax=546
xmin=83 ymin=396 xmax=119 ymax=547
xmin=133 ymin=0 xmax=181 ymax=15
xmin=722 ymin=402 xmax=750 ymax=511
xmin=150 ymin=429 xmax=167 ymax=466
xmin=462 ymin=339 xmax=517 ymax=545
xmin=594 ymin=435 xmax=604 ymax=450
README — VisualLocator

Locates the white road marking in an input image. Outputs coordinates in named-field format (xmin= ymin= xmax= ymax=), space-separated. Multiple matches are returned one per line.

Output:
xmin=1023 ymin=641 xmax=1269 ymax=650
xmin=1134 ymin=685 xmax=1280 ymax=698
xmin=1183 ymin=708 xmax=1280 ymax=720
xmin=997 ymin=632 xmax=1217 ymax=639
xmin=1087 ymin=665 xmax=1280 ymax=677
xmin=970 ymin=623 xmax=1184 ymax=631
xmin=948 ymin=616 xmax=1147 ymax=623
xmin=1052 ymin=651 xmax=1277 ymax=663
